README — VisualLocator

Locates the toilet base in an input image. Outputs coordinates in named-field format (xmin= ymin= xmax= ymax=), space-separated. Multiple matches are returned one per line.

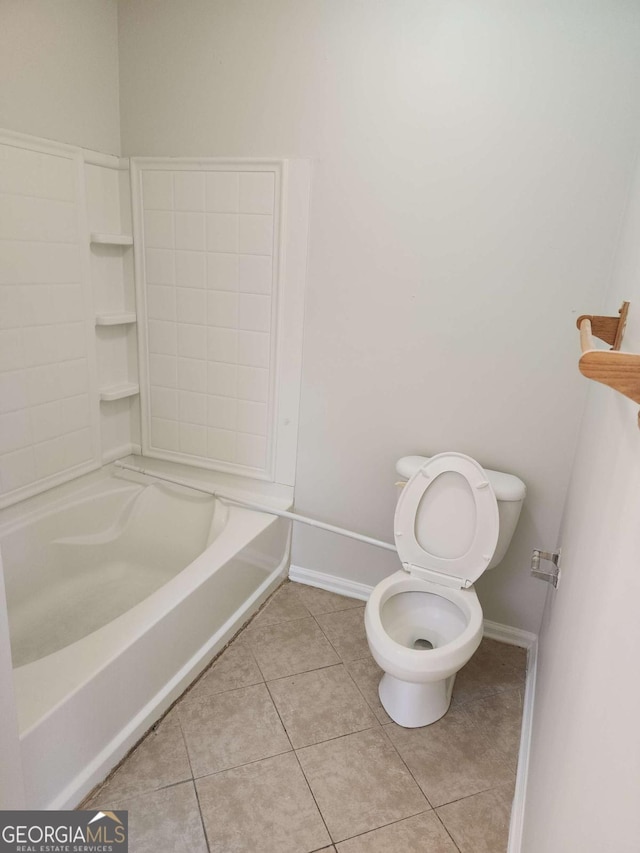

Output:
xmin=378 ymin=672 xmax=456 ymax=728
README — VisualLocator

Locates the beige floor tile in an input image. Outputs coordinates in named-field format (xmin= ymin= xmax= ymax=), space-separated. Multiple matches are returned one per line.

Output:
xmin=490 ymin=639 xmax=527 ymax=673
xmin=315 ymin=608 xmax=369 ymax=662
xmin=196 ymin=752 xmax=331 ymax=853
xmin=291 ymin=583 xmax=366 ymax=616
xmin=452 ymin=639 xmax=526 ymax=706
xmin=99 ymin=781 xmax=207 ymax=853
xmin=87 ymin=713 xmax=192 ymax=804
xmin=297 ymin=727 xmax=429 ymax=842
xmin=462 ymin=688 xmax=524 ymax=771
xmin=267 ymin=664 xmax=378 ymax=748
xmin=436 ymin=783 xmax=514 ymax=853
xmin=182 ymin=644 xmax=263 ymax=705
xmin=178 ymin=683 xmax=291 ymax=777
xmin=384 ymin=705 xmax=515 ymax=808
xmin=243 ymin=616 xmax=339 ymax=680
xmin=82 ymin=599 xmax=526 ymax=853
xmin=344 ymin=656 xmax=392 ymax=724
xmin=246 ymin=582 xmax=311 ymax=629
xmin=336 ymin=811 xmax=458 ymax=852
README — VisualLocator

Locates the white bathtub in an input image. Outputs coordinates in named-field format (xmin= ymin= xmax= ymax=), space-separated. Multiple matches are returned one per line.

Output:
xmin=0 ymin=461 xmax=291 ymax=810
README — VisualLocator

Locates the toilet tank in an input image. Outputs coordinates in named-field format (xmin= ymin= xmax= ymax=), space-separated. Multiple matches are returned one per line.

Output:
xmin=395 ymin=455 xmax=526 ymax=570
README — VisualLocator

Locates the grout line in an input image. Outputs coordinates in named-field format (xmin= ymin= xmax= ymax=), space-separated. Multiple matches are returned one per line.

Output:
xmin=435 ymin=778 xmax=517 ymax=811
xmin=375 ymin=724 xmax=435 ymax=810
xmin=333 ymin=809 xmax=449 ymax=849
xmin=151 ymin=777 xmax=193 ymax=794
xmin=260 ymin=654 xmax=360 ymax=681
xmin=146 ymin=208 xmax=274 ymax=217
xmin=292 ymin=722 xmax=382 ymax=752
xmin=191 ymin=779 xmax=212 ymax=853
xmin=146 ymin=209 xmax=273 ymax=219
xmin=432 ymin=781 xmax=518 ymax=852
xmin=77 ymin=714 xmax=188 ymax=809
xmin=239 ymin=641 xmax=269 ymax=681
xmin=242 ymin=613 xmax=317 ymax=633
xmin=190 ymin=747 xmax=294 ymax=784
xmin=290 ymin=746 xmax=334 ymax=846
xmin=263 ymin=659 xmax=344 ymax=687
xmin=433 ymin=809 xmax=464 ymax=852
xmin=1 ymin=235 xmax=79 ymax=245
xmin=0 ymin=189 xmax=76 ymax=202
xmin=257 ymin=657 xmax=355 ymax=682
xmin=243 ymin=644 xmax=268 ymax=683
xmin=340 ymin=657 xmax=387 ymax=722
xmin=180 ymin=675 xmax=274 ymax=707
xmin=290 ymin=725 xmax=437 ymax=847
xmin=378 ymin=711 xmax=517 ymax=808
xmin=88 ymin=776 xmax=197 ymax=810
xmin=371 ymin=726 xmax=463 ymax=853
xmin=175 ymin=712 xmax=196 ymax=782
xmin=144 ymin=243 xmax=275 ymax=258
xmin=263 ymin=680 xmax=295 ymax=752
xmin=310 ymin=612 xmax=344 ymax=659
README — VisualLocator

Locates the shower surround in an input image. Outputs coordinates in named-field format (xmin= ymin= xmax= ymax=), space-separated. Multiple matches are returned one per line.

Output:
xmin=0 ymin=129 xmax=310 ymax=808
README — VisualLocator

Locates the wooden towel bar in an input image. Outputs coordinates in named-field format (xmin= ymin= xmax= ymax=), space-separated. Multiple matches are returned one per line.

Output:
xmin=576 ymin=301 xmax=640 ymax=409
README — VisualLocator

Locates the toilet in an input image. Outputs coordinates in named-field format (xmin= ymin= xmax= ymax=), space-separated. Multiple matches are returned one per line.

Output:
xmin=364 ymin=452 xmax=525 ymax=728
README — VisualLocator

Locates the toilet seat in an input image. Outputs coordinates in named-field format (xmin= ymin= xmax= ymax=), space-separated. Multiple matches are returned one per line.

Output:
xmin=394 ymin=452 xmax=499 ymax=590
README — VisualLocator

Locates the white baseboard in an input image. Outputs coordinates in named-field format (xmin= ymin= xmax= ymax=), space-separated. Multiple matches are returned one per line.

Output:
xmin=289 ymin=564 xmax=537 ymax=646
xmin=483 ymin=619 xmax=537 ymax=649
xmin=289 ymin=564 xmax=372 ymax=601
xmin=289 ymin=563 xmax=537 ymax=853
xmin=508 ymin=633 xmax=537 ymax=853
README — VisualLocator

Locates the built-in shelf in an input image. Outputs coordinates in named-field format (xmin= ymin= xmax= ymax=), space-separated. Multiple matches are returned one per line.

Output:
xmin=90 ymin=232 xmax=134 ymax=246
xmin=95 ymin=312 xmax=137 ymax=327
xmin=99 ymin=383 xmax=140 ymax=402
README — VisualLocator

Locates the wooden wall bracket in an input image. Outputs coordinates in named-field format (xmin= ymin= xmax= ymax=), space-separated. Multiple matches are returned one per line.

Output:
xmin=577 ymin=301 xmax=640 ymax=408
xmin=576 ymin=301 xmax=629 ymax=350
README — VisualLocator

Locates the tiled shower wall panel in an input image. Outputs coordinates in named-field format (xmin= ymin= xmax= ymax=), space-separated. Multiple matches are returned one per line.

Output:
xmin=137 ymin=165 xmax=279 ymax=477
xmin=0 ymin=139 xmax=98 ymax=507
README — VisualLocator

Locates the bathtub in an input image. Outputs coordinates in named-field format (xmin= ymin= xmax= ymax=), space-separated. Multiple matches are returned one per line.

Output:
xmin=0 ymin=460 xmax=291 ymax=810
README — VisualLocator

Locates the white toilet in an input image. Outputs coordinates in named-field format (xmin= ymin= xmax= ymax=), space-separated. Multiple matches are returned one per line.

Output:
xmin=364 ymin=452 xmax=525 ymax=728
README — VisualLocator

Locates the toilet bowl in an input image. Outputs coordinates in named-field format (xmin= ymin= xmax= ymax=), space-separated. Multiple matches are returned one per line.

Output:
xmin=364 ymin=452 xmax=525 ymax=728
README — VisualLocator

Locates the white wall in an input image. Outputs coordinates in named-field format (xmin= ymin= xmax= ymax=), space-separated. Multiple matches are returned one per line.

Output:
xmin=521 ymin=154 xmax=640 ymax=851
xmin=0 ymin=0 xmax=120 ymax=154
xmin=118 ymin=0 xmax=640 ymax=633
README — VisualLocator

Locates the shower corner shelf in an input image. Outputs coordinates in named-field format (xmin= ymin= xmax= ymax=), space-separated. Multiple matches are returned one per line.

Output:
xmin=90 ymin=232 xmax=134 ymax=246
xmin=99 ymin=383 xmax=140 ymax=402
xmin=95 ymin=312 xmax=137 ymax=327
xmin=576 ymin=301 xmax=640 ymax=420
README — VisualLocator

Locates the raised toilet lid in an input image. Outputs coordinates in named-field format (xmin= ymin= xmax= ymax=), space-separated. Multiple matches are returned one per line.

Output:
xmin=393 ymin=452 xmax=499 ymax=589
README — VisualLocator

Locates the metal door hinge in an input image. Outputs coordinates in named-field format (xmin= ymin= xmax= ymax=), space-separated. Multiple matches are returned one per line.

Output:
xmin=531 ymin=549 xmax=561 ymax=588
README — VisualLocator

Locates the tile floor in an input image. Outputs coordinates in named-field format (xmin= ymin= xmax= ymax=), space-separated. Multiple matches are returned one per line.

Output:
xmin=84 ymin=581 xmax=527 ymax=853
